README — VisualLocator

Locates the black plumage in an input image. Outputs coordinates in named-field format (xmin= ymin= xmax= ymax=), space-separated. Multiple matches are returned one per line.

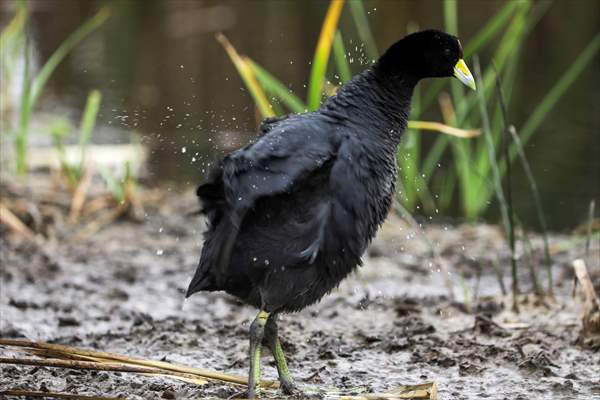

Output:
xmin=186 ymin=29 xmax=475 ymax=398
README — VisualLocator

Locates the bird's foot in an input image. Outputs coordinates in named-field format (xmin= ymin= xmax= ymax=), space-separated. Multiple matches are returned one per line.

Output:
xmin=280 ymin=378 xmax=299 ymax=396
xmin=247 ymin=386 xmax=261 ymax=399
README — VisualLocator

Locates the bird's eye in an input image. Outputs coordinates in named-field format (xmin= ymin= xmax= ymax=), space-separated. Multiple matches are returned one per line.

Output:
xmin=444 ymin=48 xmax=451 ymax=57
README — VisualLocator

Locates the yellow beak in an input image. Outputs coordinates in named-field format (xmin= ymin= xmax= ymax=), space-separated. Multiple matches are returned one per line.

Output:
xmin=453 ymin=59 xmax=476 ymax=91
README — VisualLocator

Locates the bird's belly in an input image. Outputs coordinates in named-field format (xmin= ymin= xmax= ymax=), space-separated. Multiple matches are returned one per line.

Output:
xmin=259 ymin=263 xmax=353 ymax=313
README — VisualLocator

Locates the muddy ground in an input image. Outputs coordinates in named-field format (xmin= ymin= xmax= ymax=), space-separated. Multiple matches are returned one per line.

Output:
xmin=1 ymin=186 xmax=599 ymax=400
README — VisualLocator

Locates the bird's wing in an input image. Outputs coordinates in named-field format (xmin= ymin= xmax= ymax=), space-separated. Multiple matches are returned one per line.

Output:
xmin=296 ymin=136 xmax=374 ymax=265
xmin=220 ymin=123 xmax=336 ymax=216
xmin=196 ymin=120 xmax=338 ymax=279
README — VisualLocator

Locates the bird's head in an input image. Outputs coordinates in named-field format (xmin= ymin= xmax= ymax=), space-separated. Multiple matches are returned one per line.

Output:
xmin=377 ymin=29 xmax=476 ymax=91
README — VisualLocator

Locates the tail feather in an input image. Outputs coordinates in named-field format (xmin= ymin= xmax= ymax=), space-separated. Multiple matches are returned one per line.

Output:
xmin=186 ymin=264 xmax=217 ymax=297
xmin=186 ymin=212 xmax=243 ymax=297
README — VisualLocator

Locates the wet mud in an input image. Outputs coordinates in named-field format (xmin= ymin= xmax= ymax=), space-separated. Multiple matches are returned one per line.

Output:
xmin=1 ymin=190 xmax=599 ymax=399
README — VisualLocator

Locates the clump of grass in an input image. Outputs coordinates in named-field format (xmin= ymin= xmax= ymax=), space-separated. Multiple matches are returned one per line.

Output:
xmin=99 ymin=160 xmax=143 ymax=221
xmin=51 ymin=90 xmax=102 ymax=189
xmin=0 ymin=3 xmax=109 ymax=175
xmin=100 ymin=162 xmax=136 ymax=206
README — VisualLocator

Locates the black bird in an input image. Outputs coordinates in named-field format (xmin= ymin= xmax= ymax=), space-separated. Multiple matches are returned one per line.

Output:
xmin=186 ymin=29 xmax=475 ymax=398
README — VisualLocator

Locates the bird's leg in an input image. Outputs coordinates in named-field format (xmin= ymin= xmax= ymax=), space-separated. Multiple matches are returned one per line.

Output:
xmin=248 ymin=310 xmax=269 ymax=399
xmin=264 ymin=317 xmax=296 ymax=395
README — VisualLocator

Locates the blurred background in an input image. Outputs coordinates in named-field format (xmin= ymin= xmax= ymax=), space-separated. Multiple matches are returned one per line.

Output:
xmin=1 ymin=0 xmax=599 ymax=230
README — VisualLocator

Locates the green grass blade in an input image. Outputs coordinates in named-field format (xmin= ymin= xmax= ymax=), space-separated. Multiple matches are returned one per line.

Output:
xmin=443 ymin=0 xmax=458 ymax=35
xmin=437 ymin=169 xmax=457 ymax=211
xmin=0 ymin=0 xmax=27 ymax=51
xmin=475 ymin=56 xmax=520 ymax=309
xmin=1 ymin=2 xmax=27 ymax=145
xmin=50 ymin=118 xmax=77 ymax=185
xmin=399 ymin=87 xmax=438 ymax=213
xmin=463 ymin=1 xmax=522 ymax=57
xmin=100 ymin=166 xmax=124 ymax=203
xmin=332 ymin=30 xmax=352 ymax=84
xmin=472 ymin=0 xmax=549 ymax=193
xmin=78 ymin=90 xmax=102 ymax=169
xmin=473 ymin=56 xmax=509 ymax=231
xmin=451 ymin=3 xmax=532 ymax=215
xmin=407 ymin=88 xmax=439 ymax=213
xmin=15 ymin=34 xmax=31 ymax=175
xmin=216 ymin=34 xmax=274 ymax=118
xmin=444 ymin=0 xmax=481 ymax=216
xmin=422 ymin=135 xmax=449 ymax=180
xmin=348 ymin=0 xmax=379 ymax=60
xmin=247 ymin=59 xmax=306 ymax=114
xmin=509 ymin=125 xmax=553 ymax=291
xmin=494 ymin=65 xmax=519 ymax=305
xmin=307 ymin=0 xmax=345 ymax=111
xmin=494 ymin=68 xmax=551 ymax=288
xmin=464 ymin=3 xmax=531 ymax=120
xmin=30 ymin=7 xmax=109 ymax=109
xmin=421 ymin=2 xmax=528 ymax=195
xmin=397 ymin=147 xmax=418 ymax=210
xmin=422 ymin=92 xmax=455 ymax=185
xmin=399 ymin=85 xmax=421 ymax=211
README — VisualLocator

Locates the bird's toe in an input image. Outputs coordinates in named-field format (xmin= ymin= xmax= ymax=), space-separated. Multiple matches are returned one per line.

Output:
xmin=280 ymin=379 xmax=299 ymax=396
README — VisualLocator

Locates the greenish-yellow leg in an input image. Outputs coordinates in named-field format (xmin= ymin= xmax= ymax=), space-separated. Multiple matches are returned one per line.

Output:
xmin=264 ymin=317 xmax=296 ymax=395
xmin=248 ymin=310 xmax=269 ymax=399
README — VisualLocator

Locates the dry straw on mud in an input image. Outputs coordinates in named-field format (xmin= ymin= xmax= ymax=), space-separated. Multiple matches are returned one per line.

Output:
xmin=0 ymin=339 xmax=438 ymax=400
xmin=0 ymin=339 xmax=272 ymax=387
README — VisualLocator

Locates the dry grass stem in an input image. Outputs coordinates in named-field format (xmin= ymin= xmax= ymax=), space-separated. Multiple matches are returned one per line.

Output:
xmin=0 ymin=356 xmax=208 ymax=385
xmin=338 ymin=382 xmax=437 ymax=400
xmin=68 ymin=168 xmax=92 ymax=223
xmin=81 ymin=194 xmax=114 ymax=217
xmin=407 ymin=121 xmax=480 ymax=138
xmin=0 ymin=339 xmax=278 ymax=388
xmin=572 ymin=259 xmax=600 ymax=335
xmin=0 ymin=203 xmax=36 ymax=240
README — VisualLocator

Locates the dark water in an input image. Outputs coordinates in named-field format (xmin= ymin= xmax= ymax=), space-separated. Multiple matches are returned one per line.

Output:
xmin=3 ymin=0 xmax=599 ymax=230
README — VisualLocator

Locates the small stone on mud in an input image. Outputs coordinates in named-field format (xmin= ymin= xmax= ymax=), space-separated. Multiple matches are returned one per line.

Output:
xmin=473 ymin=314 xmax=510 ymax=337
xmin=458 ymin=360 xmax=484 ymax=376
xmin=58 ymin=316 xmax=80 ymax=327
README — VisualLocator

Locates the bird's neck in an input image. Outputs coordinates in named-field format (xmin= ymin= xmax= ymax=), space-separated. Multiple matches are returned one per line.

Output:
xmin=321 ymin=67 xmax=418 ymax=146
